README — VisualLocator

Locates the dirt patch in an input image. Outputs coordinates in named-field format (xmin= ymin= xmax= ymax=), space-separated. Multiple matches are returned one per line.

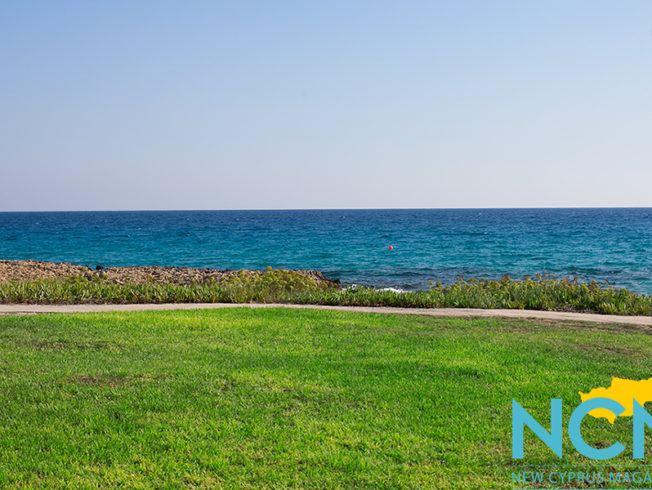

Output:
xmin=572 ymin=342 xmax=646 ymax=359
xmin=18 ymin=338 xmax=117 ymax=350
xmin=0 ymin=260 xmax=339 ymax=287
xmin=493 ymin=317 xmax=652 ymax=335
xmin=69 ymin=373 xmax=164 ymax=387
xmin=491 ymin=318 xmax=650 ymax=358
xmin=71 ymin=375 xmax=124 ymax=387
xmin=25 ymin=340 xmax=76 ymax=350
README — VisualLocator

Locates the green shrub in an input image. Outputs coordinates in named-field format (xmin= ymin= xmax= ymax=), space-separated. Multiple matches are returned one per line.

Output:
xmin=0 ymin=271 xmax=650 ymax=316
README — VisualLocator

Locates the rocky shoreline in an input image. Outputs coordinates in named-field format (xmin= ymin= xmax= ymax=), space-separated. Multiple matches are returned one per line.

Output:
xmin=0 ymin=260 xmax=340 ymax=288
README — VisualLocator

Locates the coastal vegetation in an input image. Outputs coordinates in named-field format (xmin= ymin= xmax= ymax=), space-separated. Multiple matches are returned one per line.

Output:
xmin=1 ymin=269 xmax=651 ymax=315
xmin=1 ymin=308 xmax=650 ymax=487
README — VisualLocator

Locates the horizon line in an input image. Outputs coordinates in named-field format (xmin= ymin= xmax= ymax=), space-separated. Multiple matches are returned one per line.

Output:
xmin=0 ymin=206 xmax=651 ymax=213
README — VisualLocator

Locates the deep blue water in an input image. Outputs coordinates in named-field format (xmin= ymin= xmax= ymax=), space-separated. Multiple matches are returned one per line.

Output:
xmin=0 ymin=209 xmax=650 ymax=294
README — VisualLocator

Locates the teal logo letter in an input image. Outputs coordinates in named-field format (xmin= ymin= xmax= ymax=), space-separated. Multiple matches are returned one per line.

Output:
xmin=633 ymin=400 xmax=652 ymax=459
xmin=512 ymin=399 xmax=563 ymax=458
xmin=568 ymin=397 xmax=625 ymax=460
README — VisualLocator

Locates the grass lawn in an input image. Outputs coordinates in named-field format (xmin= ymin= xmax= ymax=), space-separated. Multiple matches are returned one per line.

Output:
xmin=0 ymin=309 xmax=651 ymax=488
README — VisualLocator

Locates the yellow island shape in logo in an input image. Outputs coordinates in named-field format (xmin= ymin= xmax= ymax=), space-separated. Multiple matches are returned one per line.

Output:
xmin=580 ymin=377 xmax=652 ymax=424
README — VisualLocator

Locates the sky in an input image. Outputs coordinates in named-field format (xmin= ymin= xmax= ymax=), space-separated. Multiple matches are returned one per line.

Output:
xmin=1 ymin=1 xmax=651 ymax=211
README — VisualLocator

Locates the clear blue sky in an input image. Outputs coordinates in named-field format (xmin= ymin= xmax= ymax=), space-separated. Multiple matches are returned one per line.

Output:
xmin=1 ymin=1 xmax=651 ymax=211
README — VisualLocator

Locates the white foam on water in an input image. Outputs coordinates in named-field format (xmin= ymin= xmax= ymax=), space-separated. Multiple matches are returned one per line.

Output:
xmin=378 ymin=287 xmax=406 ymax=293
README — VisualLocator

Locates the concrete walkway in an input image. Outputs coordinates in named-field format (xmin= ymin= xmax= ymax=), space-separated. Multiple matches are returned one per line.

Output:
xmin=1 ymin=302 xmax=651 ymax=326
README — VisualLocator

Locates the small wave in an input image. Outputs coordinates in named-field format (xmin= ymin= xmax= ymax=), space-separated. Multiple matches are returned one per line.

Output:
xmin=345 ymin=285 xmax=407 ymax=293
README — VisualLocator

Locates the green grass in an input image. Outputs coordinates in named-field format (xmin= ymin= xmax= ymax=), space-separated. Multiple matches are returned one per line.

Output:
xmin=1 ymin=271 xmax=652 ymax=315
xmin=0 ymin=308 xmax=650 ymax=488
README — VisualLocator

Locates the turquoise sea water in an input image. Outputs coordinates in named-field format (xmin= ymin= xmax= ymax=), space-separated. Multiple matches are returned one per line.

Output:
xmin=0 ymin=209 xmax=650 ymax=293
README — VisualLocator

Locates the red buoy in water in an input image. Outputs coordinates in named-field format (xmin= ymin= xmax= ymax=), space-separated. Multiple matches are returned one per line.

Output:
xmin=388 ymin=245 xmax=393 ymax=250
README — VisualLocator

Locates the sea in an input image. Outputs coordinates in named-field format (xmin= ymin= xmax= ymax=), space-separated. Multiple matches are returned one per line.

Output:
xmin=0 ymin=208 xmax=650 ymax=294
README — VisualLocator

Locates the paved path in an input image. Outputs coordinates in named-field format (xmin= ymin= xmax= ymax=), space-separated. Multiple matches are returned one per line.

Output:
xmin=1 ymin=303 xmax=651 ymax=326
